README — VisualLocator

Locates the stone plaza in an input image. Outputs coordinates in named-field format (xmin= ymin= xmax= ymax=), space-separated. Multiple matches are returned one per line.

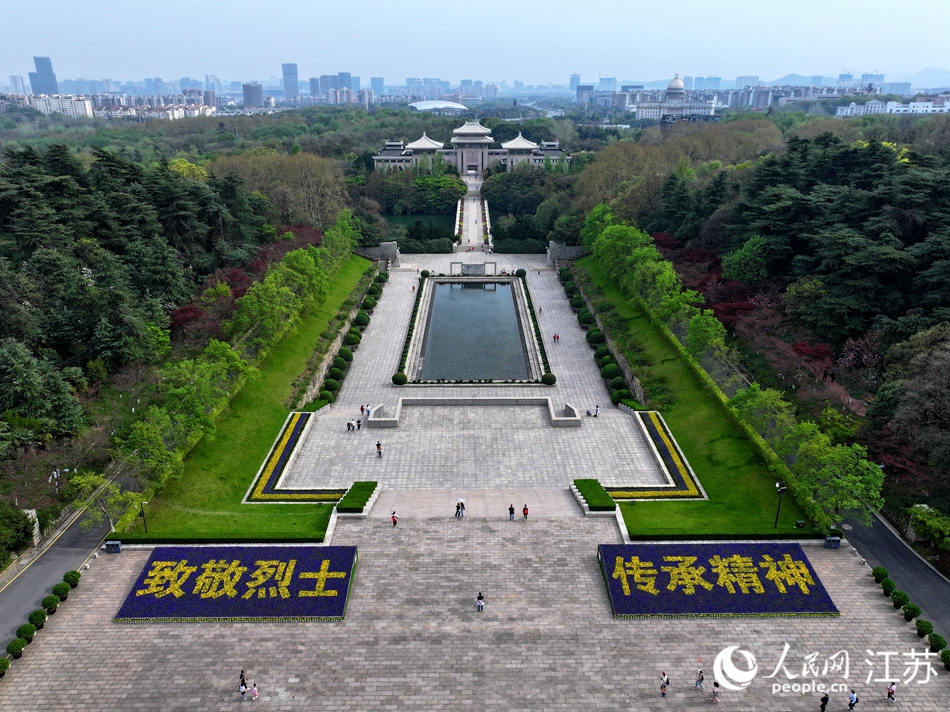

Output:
xmin=1 ymin=254 xmax=947 ymax=710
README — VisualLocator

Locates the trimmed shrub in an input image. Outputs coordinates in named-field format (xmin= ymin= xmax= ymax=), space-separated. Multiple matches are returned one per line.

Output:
xmin=594 ymin=345 xmax=611 ymax=360
xmin=599 ymin=355 xmax=616 ymax=368
xmin=392 ymin=372 xmax=408 ymax=385
xmin=52 ymin=583 xmax=70 ymax=601
xmin=570 ymin=296 xmax=585 ymax=310
xmin=601 ymin=364 xmax=622 ymax=380
xmin=16 ymin=624 xmax=35 ymax=643
xmin=891 ymin=591 xmax=909 ymax=609
xmin=42 ymin=595 xmax=60 ymax=613
xmin=333 ymin=357 xmax=347 ymax=370
xmin=362 ymin=297 xmax=377 ymax=310
xmin=421 ymin=270 xmax=430 ymax=278
xmin=344 ymin=333 xmax=361 ymax=346
xmin=574 ymin=479 xmax=616 ymax=512
xmin=559 ymin=268 xmax=570 ymax=282
xmin=63 ymin=570 xmax=82 ymax=588
xmin=941 ymin=649 xmax=950 ymax=669
xmin=367 ymin=283 xmax=382 ymax=296
xmin=337 ymin=481 xmax=378 ymax=513
xmin=328 ymin=367 xmax=345 ymax=381
xmin=353 ymin=312 xmax=370 ymax=328
xmin=515 ymin=268 xmax=527 ymax=278
xmin=6 ymin=639 xmax=25 ymax=658
xmin=541 ymin=372 xmax=557 ymax=385
xmin=881 ymin=579 xmax=896 ymax=596
xmin=338 ymin=347 xmax=353 ymax=362
xmin=375 ymin=273 xmax=389 ymax=283
xmin=348 ymin=328 xmax=361 ymax=338
xmin=916 ymin=619 xmax=933 ymax=638
xmin=578 ymin=310 xmax=594 ymax=325
xmin=871 ymin=566 xmax=889 ymax=583
xmin=611 ymin=389 xmax=632 ymax=405
xmin=28 ymin=609 xmax=47 ymax=629
xmin=903 ymin=603 xmax=921 ymax=621
xmin=319 ymin=390 xmax=335 ymax=404
xmin=564 ymin=282 xmax=577 ymax=295
xmin=609 ymin=376 xmax=627 ymax=391
xmin=323 ymin=379 xmax=340 ymax=392
xmin=0 ymin=657 xmax=8 ymax=674
xmin=929 ymin=633 xmax=947 ymax=653
xmin=586 ymin=329 xmax=604 ymax=345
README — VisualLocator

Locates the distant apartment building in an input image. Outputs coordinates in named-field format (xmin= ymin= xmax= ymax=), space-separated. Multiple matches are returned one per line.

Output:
xmin=351 ymin=76 xmax=360 ymax=91
xmin=838 ymin=73 xmax=854 ymax=87
xmin=861 ymin=73 xmax=885 ymax=86
xmin=282 ymin=63 xmax=299 ymax=99
xmin=370 ymin=77 xmax=384 ymax=95
xmin=879 ymin=82 xmax=912 ymax=97
xmin=29 ymin=56 xmax=59 ymax=94
xmin=569 ymin=73 xmax=580 ymax=92
xmin=242 ymin=83 xmax=264 ymax=107
xmin=9 ymin=75 xmax=27 ymax=94
xmin=357 ymin=89 xmax=374 ymax=107
xmin=735 ymin=76 xmax=759 ymax=89
xmin=29 ymin=94 xmax=94 ymax=118
xmin=310 ymin=78 xmax=320 ymax=96
xmin=575 ymin=84 xmax=594 ymax=103
xmin=682 ymin=76 xmax=695 ymax=91
xmin=836 ymin=98 xmax=949 ymax=116
xmin=598 ymin=77 xmax=617 ymax=91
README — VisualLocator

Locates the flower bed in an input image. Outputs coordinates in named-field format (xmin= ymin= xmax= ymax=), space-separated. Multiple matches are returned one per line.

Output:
xmin=246 ymin=412 xmax=346 ymax=503
xmin=598 ymin=543 xmax=838 ymax=618
xmin=115 ymin=545 xmax=358 ymax=622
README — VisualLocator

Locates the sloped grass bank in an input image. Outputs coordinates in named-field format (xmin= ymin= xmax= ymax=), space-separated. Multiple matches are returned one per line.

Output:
xmin=575 ymin=257 xmax=818 ymax=539
xmin=118 ymin=256 xmax=369 ymax=543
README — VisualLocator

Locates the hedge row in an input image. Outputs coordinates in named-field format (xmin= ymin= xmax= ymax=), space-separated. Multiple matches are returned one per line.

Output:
xmin=3 ymin=570 xmax=81 ymax=672
xmin=574 ymin=479 xmax=617 ymax=512
xmin=870 ymin=566 xmax=950 ymax=662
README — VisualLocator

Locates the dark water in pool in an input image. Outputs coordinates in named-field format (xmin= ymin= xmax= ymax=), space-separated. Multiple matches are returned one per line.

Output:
xmin=419 ymin=282 xmax=528 ymax=380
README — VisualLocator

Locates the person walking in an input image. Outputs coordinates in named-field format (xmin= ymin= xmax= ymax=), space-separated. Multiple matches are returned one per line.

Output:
xmin=356 ymin=419 xmax=361 ymax=431
xmin=695 ymin=669 xmax=705 ymax=690
xmin=251 ymin=684 xmax=258 ymax=702
xmin=711 ymin=680 xmax=720 ymax=703
xmin=391 ymin=511 xmax=398 ymax=527
xmin=660 ymin=672 xmax=670 ymax=688
xmin=240 ymin=670 xmax=248 ymax=688
xmin=594 ymin=405 xmax=600 ymax=417
xmin=459 ymin=501 xmax=465 ymax=518
xmin=660 ymin=680 xmax=668 ymax=698
xmin=885 ymin=682 xmax=895 ymax=702
xmin=360 ymin=405 xmax=365 ymax=415
xmin=455 ymin=502 xmax=461 ymax=518
xmin=476 ymin=592 xmax=485 ymax=612
xmin=522 ymin=504 xmax=529 ymax=520
xmin=509 ymin=504 xmax=515 ymax=521
xmin=848 ymin=689 xmax=858 ymax=710
xmin=819 ymin=692 xmax=829 ymax=711
xmin=376 ymin=441 xmax=382 ymax=458
xmin=240 ymin=682 xmax=247 ymax=701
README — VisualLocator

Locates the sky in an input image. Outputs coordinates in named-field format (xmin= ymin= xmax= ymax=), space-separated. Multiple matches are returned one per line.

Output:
xmin=1 ymin=0 xmax=947 ymax=85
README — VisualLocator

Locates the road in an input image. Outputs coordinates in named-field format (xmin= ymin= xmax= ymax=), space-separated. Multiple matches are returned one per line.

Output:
xmin=845 ymin=513 xmax=950 ymax=635
xmin=0 ymin=510 xmax=111 ymax=638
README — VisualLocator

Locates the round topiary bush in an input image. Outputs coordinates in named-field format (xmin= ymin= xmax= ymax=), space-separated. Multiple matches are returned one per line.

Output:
xmin=353 ymin=312 xmax=370 ymax=328
xmin=375 ymin=272 xmax=389 ymax=283
xmin=570 ymin=296 xmax=584 ymax=310
xmin=0 ymin=657 xmax=9 ymax=675
xmin=421 ymin=270 xmax=430 ymax=278
xmin=601 ymin=363 xmax=622 ymax=380
xmin=609 ymin=376 xmax=627 ymax=391
xmin=599 ymin=355 xmax=616 ymax=369
xmin=6 ymin=639 xmax=25 ymax=658
xmin=392 ymin=372 xmax=408 ymax=385
xmin=929 ymin=633 xmax=947 ymax=653
xmin=333 ymin=357 xmax=347 ymax=371
xmin=328 ymin=368 xmax=345 ymax=381
xmin=559 ymin=268 xmax=570 ymax=282
xmin=344 ymin=333 xmax=361 ymax=346
xmin=338 ymin=347 xmax=353 ymax=362
xmin=63 ymin=570 xmax=82 ymax=588
xmin=28 ymin=609 xmax=47 ymax=630
xmin=16 ymin=624 xmax=35 ymax=643
xmin=586 ymin=330 xmax=604 ymax=345
xmin=323 ymin=379 xmax=340 ymax=392
xmin=611 ymin=389 xmax=632 ymax=405
xmin=368 ymin=283 xmax=382 ymax=296
xmin=319 ymin=390 xmax=335 ymax=404
xmin=578 ymin=310 xmax=594 ymax=325
xmin=941 ymin=648 xmax=950 ymax=670
xmin=515 ymin=268 xmax=527 ymax=278
xmin=541 ymin=372 xmax=557 ymax=385
xmin=916 ymin=619 xmax=933 ymax=638
xmin=42 ymin=595 xmax=60 ymax=614
xmin=362 ymin=297 xmax=377 ymax=310
xmin=903 ymin=603 xmax=921 ymax=621
xmin=594 ymin=345 xmax=611 ymax=360
xmin=891 ymin=591 xmax=910 ymax=609
xmin=52 ymin=583 xmax=70 ymax=601
xmin=564 ymin=282 xmax=577 ymax=295
xmin=881 ymin=579 xmax=896 ymax=596
xmin=872 ymin=566 xmax=889 ymax=583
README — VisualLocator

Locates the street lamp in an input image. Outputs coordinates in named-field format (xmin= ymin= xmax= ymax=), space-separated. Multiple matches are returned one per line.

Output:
xmin=139 ymin=501 xmax=149 ymax=533
xmin=774 ymin=483 xmax=788 ymax=528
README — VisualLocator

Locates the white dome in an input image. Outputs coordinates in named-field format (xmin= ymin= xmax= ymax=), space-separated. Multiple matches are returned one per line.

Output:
xmin=667 ymin=74 xmax=685 ymax=91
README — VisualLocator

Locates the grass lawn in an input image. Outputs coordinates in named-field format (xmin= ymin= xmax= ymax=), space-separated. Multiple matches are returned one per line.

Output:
xmin=576 ymin=257 xmax=819 ymax=539
xmin=118 ymin=255 xmax=370 ymax=542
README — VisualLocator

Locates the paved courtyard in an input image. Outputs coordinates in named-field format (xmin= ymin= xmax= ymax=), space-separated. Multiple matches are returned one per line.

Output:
xmin=2 ymin=517 xmax=947 ymax=711
xmin=285 ymin=255 xmax=669 ymax=492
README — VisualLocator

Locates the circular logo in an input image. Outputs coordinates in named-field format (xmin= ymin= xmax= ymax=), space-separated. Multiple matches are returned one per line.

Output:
xmin=713 ymin=646 xmax=758 ymax=691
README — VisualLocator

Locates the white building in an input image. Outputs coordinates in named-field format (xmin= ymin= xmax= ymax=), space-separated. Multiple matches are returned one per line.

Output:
xmin=30 ymin=94 xmax=94 ymax=118
xmin=633 ymin=75 xmax=716 ymax=121
xmin=835 ymin=100 xmax=886 ymax=117
xmin=835 ymin=99 xmax=950 ymax=117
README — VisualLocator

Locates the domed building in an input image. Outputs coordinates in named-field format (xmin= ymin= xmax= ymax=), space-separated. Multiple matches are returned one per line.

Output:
xmin=634 ymin=73 xmax=715 ymax=122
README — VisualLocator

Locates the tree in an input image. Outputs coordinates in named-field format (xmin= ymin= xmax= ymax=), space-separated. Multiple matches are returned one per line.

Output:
xmin=799 ymin=443 xmax=885 ymax=528
xmin=721 ymin=235 xmax=769 ymax=285
xmin=580 ymin=204 xmax=615 ymax=249
xmin=729 ymin=383 xmax=796 ymax=445
xmin=686 ymin=309 xmax=727 ymax=356
xmin=70 ymin=474 xmax=141 ymax=532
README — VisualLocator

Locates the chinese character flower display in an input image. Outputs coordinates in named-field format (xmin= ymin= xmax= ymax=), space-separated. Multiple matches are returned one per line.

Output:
xmin=115 ymin=545 xmax=358 ymax=622
xmin=599 ymin=543 xmax=838 ymax=618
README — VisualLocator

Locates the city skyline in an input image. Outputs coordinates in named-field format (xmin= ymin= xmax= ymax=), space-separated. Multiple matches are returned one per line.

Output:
xmin=1 ymin=0 xmax=948 ymax=87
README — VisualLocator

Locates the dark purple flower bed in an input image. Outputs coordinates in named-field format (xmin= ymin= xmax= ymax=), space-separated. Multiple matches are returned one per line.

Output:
xmin=598 ymin=543 xmax=838 ymax=618
xmin=115 ymin=545 xmax=357 ymax=622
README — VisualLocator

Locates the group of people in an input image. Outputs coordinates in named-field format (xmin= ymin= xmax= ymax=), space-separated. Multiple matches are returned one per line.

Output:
xmin=239 ymin=670 xmax=258 ymax=702
xmin=345 ymin=419 xmax=362 ymax=431
xmin=508 ymin=503 xmax=529 ymax=520
xmin=551 ymin=333 xmax=561 ymax=342
xmin=585 ymin=405 xmax=600 ymax=417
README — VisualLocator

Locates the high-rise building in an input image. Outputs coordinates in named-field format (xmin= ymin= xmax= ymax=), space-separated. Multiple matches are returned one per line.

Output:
xmin=338 ymin=72 xmax=352 ymax=92
xmin=693 ymin=77 xmax=705 ymax=91
xmin=682 ymin=76 xmax=695 ymax=91
xmin=242 ymin=83 xmax=264 ymax=107
xmin=838 ymin=73 xmax=854 ymax=87
xmin=28 ymin=56 xmax=59 ymax=94
xmin=569 ymin=73 xmax=580 ymax=92
xmin=350 ymin=75 xmax=361 ymax=91
xmin=282 ymin=63 xmax=299 ymax=99
xmin=861 ymin=73 xmax=885 ymax=86
xmin=9 ymin=75 xmax=26 ymax=94
xmin=705 ymin=76 xmax=721 ymax=90
xmin=735 ymin=76 xmax=759 ymax=89
xmin=370 ymin=77 xmax=384 ymax=95
xmin=310 ymin=78 xmax=320 ymax=96
xmin=598 ymin=77 xmax=617 ymax=91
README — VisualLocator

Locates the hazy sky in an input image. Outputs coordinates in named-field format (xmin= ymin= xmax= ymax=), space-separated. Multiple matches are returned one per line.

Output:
xmin=1 ymin=0 xmax=947 ymax=84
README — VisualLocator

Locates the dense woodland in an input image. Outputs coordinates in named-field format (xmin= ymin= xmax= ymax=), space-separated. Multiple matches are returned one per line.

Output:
xmin=2 ymin=104 xmax=950 ymax=564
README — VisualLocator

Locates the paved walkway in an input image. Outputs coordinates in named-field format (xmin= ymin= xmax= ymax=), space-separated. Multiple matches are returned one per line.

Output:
xmin=372 ymin=488 xmax=582 ymax=519
xmin=458 ymin=177 xmax=486 ymax=250
xmin=3 ymin=518 xmax=947 ymax=710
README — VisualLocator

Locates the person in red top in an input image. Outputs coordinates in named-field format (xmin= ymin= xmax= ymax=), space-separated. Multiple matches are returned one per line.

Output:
xmin=391 ymin=511 xmax=398 ymax=527
xmin=522 ymin=504 xmax=529 ymax=520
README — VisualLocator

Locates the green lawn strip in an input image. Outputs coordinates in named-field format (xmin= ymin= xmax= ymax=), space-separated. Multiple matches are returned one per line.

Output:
xmin=574 ymin=479 xmax=617 ymax=511
xmin=118 ymin=255 xmax=370 ymax=543
xmin=576 ymin=257 xmax=818 ymax=539
xmin=336 ymin=481 xmax=379 ymax=513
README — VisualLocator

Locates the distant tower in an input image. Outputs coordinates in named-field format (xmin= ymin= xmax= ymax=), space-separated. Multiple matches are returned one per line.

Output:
xmin=243 ymin=82 xmax=264 ymax=107
xmin=370 ymin=77 xmax=384 ymax=96
xmin=282 ymin=63 xmax=299 ymax=100
xmin=569 ymin=73 xmax=580 ymax=92
xmin=9 ymin=75 xmax=27 ymax=94
xmin=29 ymin=56 xmax=59 ymax=94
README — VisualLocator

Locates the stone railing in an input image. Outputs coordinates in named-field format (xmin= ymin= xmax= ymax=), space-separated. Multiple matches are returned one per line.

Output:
xmin=366 ymin=397 xmax=581 ymax=428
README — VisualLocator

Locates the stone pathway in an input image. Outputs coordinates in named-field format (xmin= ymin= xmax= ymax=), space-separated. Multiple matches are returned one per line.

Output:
xmin=3 ymin=518 xmax=947 ymax=710
xmin=372 ymin=488 xmax=582 ymax=519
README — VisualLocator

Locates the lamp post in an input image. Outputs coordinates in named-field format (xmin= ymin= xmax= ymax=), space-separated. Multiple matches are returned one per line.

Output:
xmin=774 ymin=483 xmax=787 ymax=528
xmin=139 ymin=501 xmax=149 ymax=534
